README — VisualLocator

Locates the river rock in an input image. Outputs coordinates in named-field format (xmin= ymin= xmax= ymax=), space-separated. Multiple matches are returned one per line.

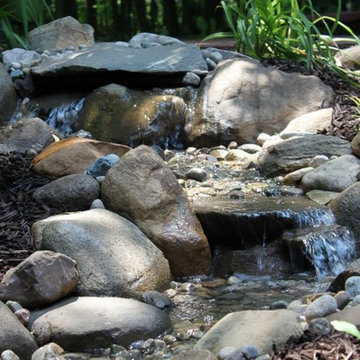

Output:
xmin=280 ymin=108 xmax=333 ymax=135
xmin=75 ymin=84 xmax=186 ymax=148
xmin=306 ymin=190 xmax=339 ymax=205
xmin=172 ymin=349 xmax=217 ymax=360
xmin=2 ymin=48 xmax=41 ymax=71
xmin=351 ymin=132 xmax=360 ymax=157
xmin=32 ymin=137 xmax=130 ymax=177
xmin=101 ymin=145 xmax=211 ymax=277
xmin=336 ymin=45 xmax=360 ymax=69
xmin=31 ymin=42 xmax=208 ymax=89
xmin=32 ymin=174 xmax=100 ymax=211
xmin=256 ymin=134 xmax=352 ymax=177
xmin=0 ymin=301 xmax=38 ymax=360
xmin=328 ymin=258 xmax=360 ymax=292
xmin=0 ymin=118 xmax=56 ymax=153
xmin=31 ymin=343 xmax=64 ymax=360
xmin=30 ymin=297 xmax=172 ymax=350
xmin=1 ymin=350 xmax=20 ymax=360
xmin=128 ymin=32 xmax=185 ymax=48
xmin=0 ymin=251 xmax=78 ymax=309
xmin=28 ymin=16 xmax=94 ymax=52
xmin=331 ymin=182 xmax=360 ymax=241
xmin=304 ymin=294 xmax=338 ymax=320
xmin=186 ymin=58 xmax=333 ymax=147
xmin=345 ymin=276 xmax=360 ymax=298
xmin=85 ymin=154 xmax=119 ymax=177
xmin=32 ymin=209 xmax=171 ymax=296
xmin=301 ymin=155 xmax=360 ymax=192
xmin=0 ymin=63 xmax=18 ymax=126
xmin=283 ymin=167 xmax=314 ymax=186
xmin=195 ymin=309 xmax=304 ymax=356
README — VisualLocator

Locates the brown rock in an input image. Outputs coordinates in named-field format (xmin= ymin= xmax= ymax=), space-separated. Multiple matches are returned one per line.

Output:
xmin=101 ymin=145 xmax=211 ymax=277
xmin=32 ymin=137 xmax=130 ymax=178
xmin=0 ymin=63 xmax=18 ymax=126
xmin=0 ymin=251 xmax=78 ymax=309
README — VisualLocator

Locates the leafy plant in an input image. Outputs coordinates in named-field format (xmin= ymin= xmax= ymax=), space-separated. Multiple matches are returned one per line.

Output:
xmin=331 ymin=320 xmax=360 ymax=339
xmin=0 ymin=0 xmax=52 ymax=49
xmin=204 ymin=0 xmax=360 ymax=70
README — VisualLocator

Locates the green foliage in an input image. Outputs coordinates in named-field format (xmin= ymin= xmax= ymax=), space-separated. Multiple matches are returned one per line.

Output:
xmin=0 ymin=0 xmax=52 ymax=49
xmin=204 ymin=0 xmax=360 ymax=70
xmin=331 ymin=320 xmax=360 ymax=339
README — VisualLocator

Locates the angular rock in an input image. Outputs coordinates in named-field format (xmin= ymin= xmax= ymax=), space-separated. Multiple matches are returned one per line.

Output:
xmin=33 ymin=174 xmax=100 ymax=211
xmin=31 ymin=42 xmax=208 ymax=89
xmin=186 ymin=59 xmax=333 ymax=147
xmin=32 ymin=209 xmax=171 ymax=296
xmin=0 ymin=63 xmax=18 ymax=126
xmin=85 ymin=154 xmax=119 ymax=177
xmin=0 ymin=301 xmax=38 ymax=360
xmin=101 ymin=145 xmax=211 ymax=277
xmin=331 ymin=182 xmax=360 ymax=241
xmin=32 ymin=137 xmax=130 ymax=178
xmin=301 ymin=155 xmax=360 ymax=192
xmin=0 ymin=251 xmax=78 ymax=309
xmin=256 ymin=134 xmax=352 ymax=177
xmin=280 ymin=108 xmax=333 ymax=135
xmin=0 ymin=118 xmax=55 ymax=152
xmin=75 ymin=84 xmax=186 ymax=148
xmin=195 ymin=309 xmax=304 ymax=356
xmin=30 ymin=297 xmax=172 ymax=351
xmin=28 ymin=16 xmax=94 ymax=52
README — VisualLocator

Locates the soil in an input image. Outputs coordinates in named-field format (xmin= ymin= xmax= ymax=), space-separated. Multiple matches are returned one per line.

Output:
xmin=0 ymin=56 xmax=360 ymax=358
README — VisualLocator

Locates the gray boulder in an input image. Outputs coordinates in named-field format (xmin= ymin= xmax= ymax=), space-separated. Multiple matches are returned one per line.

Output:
xmin=186 ymin=58 xmax=333 ymax=147
xmin=257 ymin=134 xmax=352 ymax=177
xmin=2 ymin=48 xmax=41 ymax=70
xmin=30 ymin=297 xmax=172 ymax=351
xmin=0 ymin=63 xmax=18 ymax=126
xmin=0 ymin=301 xmax=38 ymax=360
xmin=195 ymin=309 xmax=304 ymax=356
xmin=301 ymin=155 xmax=360 ymax=192
xmin=128 ymin=32 xmax=185 ymax=48
xmin=101 ymin=145 xmax=211 ymax=277
xmin=0 ymin=251 xmax=78 ymax=309
xmin=28 ymin=16 xmax=94 ymax=52
xmin=0 ymin=118 xmax=55 ymax=152
xmin=32 ymin=209 xmax=171 ymax=296
xmin=33 ymin=174 xmax=100 ymax=211
xmin=331 ymin=182 xmax=360 ymax=241
xmin=75 ymin=84 xmax=186 ymax=148
xmin=351 ymin=132 xmax=360 ymax=157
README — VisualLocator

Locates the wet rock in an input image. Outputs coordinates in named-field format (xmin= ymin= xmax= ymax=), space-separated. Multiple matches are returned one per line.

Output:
xmin=0 ymin=251 xmax=78 ymax=309
xmin=305 ymin=294 xmax=338 ymax=320
xmin=0 ymin=63 xmax=18 ymax=126
xmin=76 ymin=84 xmax=186 ymax=148
xmin=195 ymin=309 xmax=304 ymax=356
xmin=31 ymin=343 xmax=64 ymax=360
xmin=280 ymin=108 xmax=333 ymax=135
xmin=335 ymin=291 xmax=351 ymax=310
xmin=32 ymin=209 xmax=171 ymax=296
xmin=85 ymin=154 xmax=120 ymax=177
xmin=306 ymin=190 xmax=339 ymax=205
xmin=301 ymin=155 xmax=360 ymax=192
xmin=30 ymin=297 xmax=172 ymax=351
xmin=307 ymin=318 xmax=332 ymax=336
xmin=257 ymin=134 xmax=352 ymax=177
xmin=182 ymin=72 xmax=201 ymax=86
xmin=331 ymin=182 xmax=360 ymax=241
xmin=101 ymin=145 xmax=211 ymax=277
xmin=186 ymin=168 xmax=207 ymax=182
xmin=33 ymin=174 xmax=99 ymax=211
xmin=32 ymin=137 xmax=130 ymax=178
xmin=345 ymin=276 xmax=360 ymax=298
xmin=141 ymin=291 xmax=175 ymax=311
xmin=28 ymin=16 xmax=94 ymax=52
xmin=0 ymin=301 xmax=38 ymax=360
xmin=351 ymin=132 xmax=360 ymax=157
xmin=0 ymin=118 xmax=56 ymax=153
xmin=186 ymin=58 xmax=333 ymax=147
xmin=128 ymin=32 xmax=185 ymax=48
xmin=328 ymin=258 xmax=360 ymax=292
xmin=172 ymin=349 xmax=217 ymax=360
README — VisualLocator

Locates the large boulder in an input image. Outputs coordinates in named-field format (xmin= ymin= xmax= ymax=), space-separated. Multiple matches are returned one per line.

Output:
xmin=186 ymin=59 xmax=333 ymax=147
xmin=301 ymin=155 xmax=360 ymax=192
xmin=101 ymin=145 xmax=211 ymax=277
xmin=330 ymin=182 xmax=360 ymax=242
xmin=32 ymin=137 xmax=130 ymax=178
xmin=32 ymin=174 xmax=100 ymax=211
xmin=28 ymin=16 xmax=94 ymax=52
xmin=32 ymin=209 xmax=171 ymax=296
xmin=256 ymin=134 xmax=352 ymax=177
xmin=0 ymin=301 xmax=38 ymax=359
xmin=30 ymin=297 xmax=172 ymax=350
xmin=75 ymin=84 xmax=186 ymax=148
xmin=0 ymin=118 xmax=55 ymax=152
xmin=0 ymin=63 xmax=18 ymax=126
xmin=195 ymin=309 xmax=304 ymax=356
xmin=0 ymin=251 xmax=78 ymax=309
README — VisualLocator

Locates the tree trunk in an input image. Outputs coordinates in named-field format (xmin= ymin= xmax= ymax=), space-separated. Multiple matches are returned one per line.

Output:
xmin=86 ymin=0 xmax=97 ymax=30
xmin=162 ymin=0 xmax=179 ymax=36
xmin=110 ymin=0 xmax=121 ymax=37
xmin=134 ymin=0 xmax=150 ymax=32
xmin=55 ymin=0 xmax=77 ymax=18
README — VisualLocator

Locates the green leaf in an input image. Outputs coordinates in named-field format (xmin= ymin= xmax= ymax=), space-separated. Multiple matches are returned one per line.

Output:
xmin=331 ymin=320 xmax=360 ymax=340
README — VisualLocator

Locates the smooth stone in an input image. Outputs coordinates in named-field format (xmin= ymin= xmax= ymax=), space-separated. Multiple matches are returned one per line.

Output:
xmin=128 ymin=32 xmax=185 ymax=48
xmin=2 ymin=48 xmax=41 ymax=70
xmin=186 ymin=168 xmax=207 ymax=182
xmin=270 ymin=300 xmax=289 ymax=310
xmin=182 ymin=72 xmax=201 ymax=86
xmin=90 ymin=199 xmax=105 ymax=209
xmin=172 ymin=349 xmax=217 ymax=360
xmin=0 ymin=63 xmax=18 ymax=126
xmin=305 ymin=294 xmax=338 ymax=320
xmin=141 ymin=291 xmax=175 ymax=311
xmin=306 ymin=190 xmax=339 ymax=205
xmin=238 ymin=144 xmax=262 ymax=154
xmin=5 ymin=301 xmax=23 ymax=313
xmin=85 ymin=154 xmax=120 ymax=177
xmin=351 ymin=132 xmax=360 ymax=157
xmin=328 ymin=258 xmax=360 ymax=293
xmin=307 ymin=318 xmax=332 ymax=336
xmin=345 ymin=276 xmax=360 ymax=298
xmin=14 ymin=308 xmax=30 ymax=326
xmin=309 ymin=155 xmax=329 ymax=168
xmin=0 ymin=350 xmax=19 ymax=360
xmin=327 ymin=304 xmax=360 ymax=327
xmin=30 ymin=297 xmax=172 ymax=351
xmin=335 ymin=291 xmax=351 ymax=310
xmin=224 ymin=345 xmax=259 ymax=360
xmin=283 ymin=167 xmax=314 ymax=186
xmin=31 ymin=343 xmax=64 ymax=360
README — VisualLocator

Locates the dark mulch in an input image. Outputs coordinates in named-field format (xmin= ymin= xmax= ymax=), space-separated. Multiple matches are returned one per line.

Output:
xmin=0 ymin=152 xmax=63 ymax=281
xmin=272 ymin=330 xmax=360 ymax=359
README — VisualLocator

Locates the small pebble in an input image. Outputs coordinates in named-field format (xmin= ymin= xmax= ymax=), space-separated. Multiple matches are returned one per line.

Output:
xmin=1 ymin=350 xmax=20 ymax=360
xmin=5 ymin=301 xmax=23 ymax=313
xmin=270 ymin=300 xmax=288 ymax=310
xmin=14 ymin=308 xmax=30 ymax=326
xmin=90 ymin=199 xmax=105 ymax=209
xmin=186 ymin=168 xmax=207 ymax=182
